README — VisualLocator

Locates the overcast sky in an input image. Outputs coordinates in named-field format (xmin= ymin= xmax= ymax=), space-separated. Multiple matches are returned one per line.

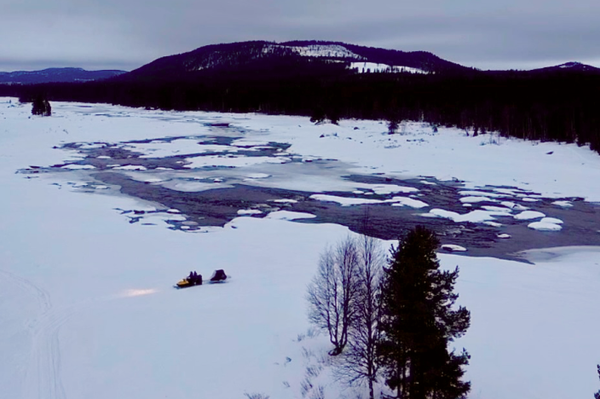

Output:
xmin=1 ymin=0 xmax=599 ymax=72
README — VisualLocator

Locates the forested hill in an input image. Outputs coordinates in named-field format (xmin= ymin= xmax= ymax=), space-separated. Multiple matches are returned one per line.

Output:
xmin=115 ymin=40 xmax=472 ymax=82
xmin=2 ymin=40 xmax=600 ymax=154
xmin=0 ymin=68 xmax=126 ymax=84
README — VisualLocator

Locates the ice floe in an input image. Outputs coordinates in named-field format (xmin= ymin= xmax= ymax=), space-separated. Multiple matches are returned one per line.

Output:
xmin=61 ymin=164 xmax=96 ymax=170
xmin=310 ymin=194 xmax=384 ymax=206
xmin=460 ymin=196 xmax=497 ymax=203
xmin=237 ymin=209 xmax=263 ymax=215
xmin=422 ymin=208 xmax=507 ymax=223
xmin=113 ymin=165 xmax=147 ymax=171
xmin=528 ymin=221 xmax=562 ymax=231
xmin=514 ymin=210 xmax=545 ymax=220
xmin=265 ymin=211 xmax=317 ymax=220
xmin=540 ymin=217 xmax=563 ymax=224
xmin=552 ymin=200 xmax=573 ymax=208
xmin=183 ymin=155 xmax=288 ymax=168
xmin=500 ymin=201 xmax=528 ymax=210
xmin=390 ymin=197 xmax=429 ymax=208
xmin=441 ymin=244 xmax=467 ymax=252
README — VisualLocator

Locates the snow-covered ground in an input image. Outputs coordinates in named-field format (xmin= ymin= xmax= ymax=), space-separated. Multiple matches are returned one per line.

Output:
xmin=1 ymin=98 xmax=600 ymax=399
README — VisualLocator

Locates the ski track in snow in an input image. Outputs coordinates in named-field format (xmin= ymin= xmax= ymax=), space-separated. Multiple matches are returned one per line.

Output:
xmin=0 ymin=269 xmax=112 ymax=399
xmin=0 ymin=270 xmax=66 ymax=399
xmin=0 ymin=270 xmax=64 ymax=399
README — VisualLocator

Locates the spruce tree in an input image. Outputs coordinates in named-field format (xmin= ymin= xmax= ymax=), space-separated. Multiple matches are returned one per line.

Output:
xmin=32 ymin=95 xmax=51 ymax=116
xmin=594 ymin=364 xmax=600 ymax=399
xmin=388 ymin=117 xmax=399 ymax=135
xmin=378 ymin=226 xmax=470 ymax=399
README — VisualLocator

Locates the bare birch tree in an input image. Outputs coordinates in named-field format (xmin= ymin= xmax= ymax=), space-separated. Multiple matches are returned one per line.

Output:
xmin=307 ymin=236 xmax=360 ymax=355
xmin=336 ymin=234 xmax=385 ymax=399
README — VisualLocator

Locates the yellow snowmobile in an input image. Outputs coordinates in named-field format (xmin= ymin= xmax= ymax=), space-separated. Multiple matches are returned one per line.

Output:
xmin=174 ymin=270 xmax=227 ymax=289
xmin=175 ymin=272 xmax=202 ymax=289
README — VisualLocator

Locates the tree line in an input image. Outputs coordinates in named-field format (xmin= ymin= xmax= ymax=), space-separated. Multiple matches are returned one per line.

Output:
xmin=2 ymin=67 xmax=600 ymax=153
xmin=307 ymin=226 xmax=470 ymax=399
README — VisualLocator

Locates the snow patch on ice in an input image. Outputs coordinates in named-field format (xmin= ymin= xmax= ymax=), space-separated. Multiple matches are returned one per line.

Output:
xmin=528 ymin=221 xmax=563 ymax=231
xmin=126 ymin=140 xmax=234 ymax=158
xmin=245 ymin=173 xmax=271 ymax=179
xmin=441 ymin=244 xmax=467 ymax=252
xmin=484 ymin=221 xmax=503 ymax=227
xmin=237 ymin=209 xmax=263 ymax=215
xmin=460 ymin=196 xmax=496 ymax=203
xmin=310 ymin=194 xmax=384 ymax=206
xmin=356 ymin=183 xmax=418 ymax=195
xmin=422 ymin=208 xmax=506 ymax=223
xmin=61 ymin=164 xmax=96 ymax=170
xmin=540 ymin=217 xmax=563 ymax=224
xmin=459 ymin=190 xmax=507 ymax=198
xmin=552 ymin=200 xmax=573 ymax=208
xmin=501 ymin=201 xmax=528 ymax=210
xmin=113 ymin=165 xmax=147 ymax=171
xmin=481 ymin=206 xmax=512 ymax=214
xmin=265 ymin=211 xmax=316 ymax=220
xmin=514 ymin=211 xmax=545 ymax=220
xmin=390 ymin=197 xmax=429 ymax=209
xmin=183 ymin=155 xmax=288 ymax=168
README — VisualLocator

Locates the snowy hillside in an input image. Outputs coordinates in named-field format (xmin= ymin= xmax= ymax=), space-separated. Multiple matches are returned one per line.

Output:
xmin=349 ymin=61 xmax=427 ymax=74
xmin=263 ymin=43 xmax=364 ymax=59
xmin=1 ymin=98 xmax=600 ymax=399
xmin=124 ymin=40 xmax=465 ymax=79
xmin=190 ymin=43 xmax=427 ymax=74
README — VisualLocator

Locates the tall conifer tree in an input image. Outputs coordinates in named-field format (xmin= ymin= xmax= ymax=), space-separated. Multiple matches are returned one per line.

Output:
xmin=594 ymin=364 xmax=600 ymax=399
xmin=378 ymin=226 xmax=470 ymax=399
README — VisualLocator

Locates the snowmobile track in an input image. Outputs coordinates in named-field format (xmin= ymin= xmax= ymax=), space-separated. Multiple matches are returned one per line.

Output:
xmin=0 ymin=269 xmax=67 ymax=399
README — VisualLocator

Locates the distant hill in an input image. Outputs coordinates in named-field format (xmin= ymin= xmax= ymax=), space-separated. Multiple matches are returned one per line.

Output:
xmin=0 ymin=67 xmax=126 ymax=85
xmin=115 ymin=40 xmax=600 ymax=83
xmin=116 ymin=40 xmax=473 ymax=82
xmin=530 ymin=62 xmax=600 ymax=74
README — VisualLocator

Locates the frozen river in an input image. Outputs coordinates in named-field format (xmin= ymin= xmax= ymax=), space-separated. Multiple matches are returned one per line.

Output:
xmin=18 ymin=115 xmax=600 ymax=261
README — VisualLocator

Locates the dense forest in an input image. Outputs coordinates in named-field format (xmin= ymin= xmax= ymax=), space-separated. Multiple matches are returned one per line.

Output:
xmin=2 ymin=57 xmax=599 ymax=153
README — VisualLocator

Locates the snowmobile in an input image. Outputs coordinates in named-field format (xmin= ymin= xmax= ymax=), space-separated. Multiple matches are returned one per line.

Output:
xmin=174 ymin=269 xmax=228 ymax=289
xmin=175 ymin=272 xmax=203 ymax=289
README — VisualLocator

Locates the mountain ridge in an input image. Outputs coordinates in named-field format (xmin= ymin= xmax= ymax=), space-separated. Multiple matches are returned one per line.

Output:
xmin=0 ymin=67 xmax=126 ymax=85
xmin=119 ymin=40 xmax=474 ymax=82
xmin=3 ymin=42 xmax=598 ymax=85
xmin=529 ymin=61 xmax=600 ymax=73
